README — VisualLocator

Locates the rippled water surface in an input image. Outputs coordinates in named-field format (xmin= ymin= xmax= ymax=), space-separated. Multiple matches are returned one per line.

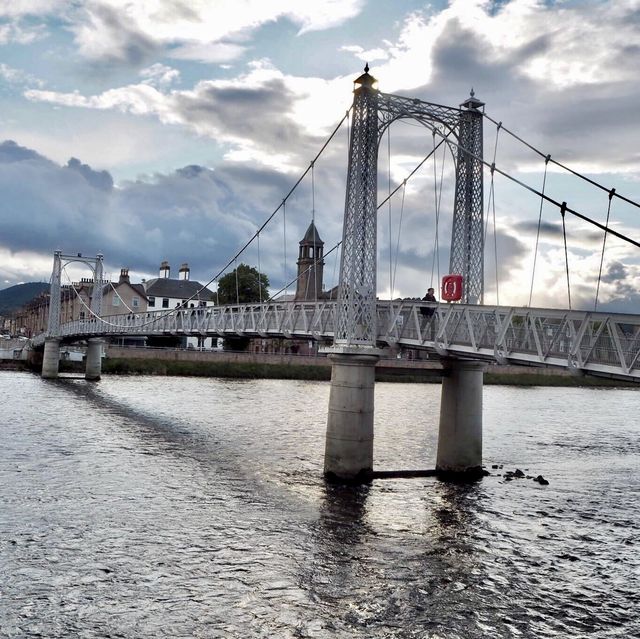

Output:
xmin=1 ymin=371 xmax=639 ymax=638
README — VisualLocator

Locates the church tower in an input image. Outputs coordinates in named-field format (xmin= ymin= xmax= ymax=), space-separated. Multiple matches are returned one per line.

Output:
xmin=295 ymin=221 xmax=324 ymax=301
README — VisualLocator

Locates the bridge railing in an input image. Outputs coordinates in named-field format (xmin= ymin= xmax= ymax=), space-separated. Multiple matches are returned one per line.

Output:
xmin=30 ymin=300 xmax=640 ymax=379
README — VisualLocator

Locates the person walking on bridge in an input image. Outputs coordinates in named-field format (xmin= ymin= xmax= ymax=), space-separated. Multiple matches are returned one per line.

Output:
xmin=421 ymin=287 xmax=437 ymax=340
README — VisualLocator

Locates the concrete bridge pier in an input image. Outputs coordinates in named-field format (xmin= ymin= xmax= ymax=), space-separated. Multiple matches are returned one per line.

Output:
xmin=436 ymin=359 xmax=486 ymax=476
xmin=324 ymin=349 xmax=380 ymax=481
xmin=85 ymin=338 xmax=103 ymax=381
xmin=42 ymin=338 xmax=61 ymax=379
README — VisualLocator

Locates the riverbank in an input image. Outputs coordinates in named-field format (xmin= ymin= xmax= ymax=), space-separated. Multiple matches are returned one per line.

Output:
xmin=102 ymin=347 xmax=636 ymax=386
xmin=8 ymin=345 xmax=636 ymax=386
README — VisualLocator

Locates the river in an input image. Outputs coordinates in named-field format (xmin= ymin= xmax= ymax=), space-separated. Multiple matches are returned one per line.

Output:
xmin=0 ymin=371 xmax=638 ymax=638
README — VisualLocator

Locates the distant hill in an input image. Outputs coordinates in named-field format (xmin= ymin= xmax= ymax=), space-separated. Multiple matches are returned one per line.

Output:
xmin=0 ymin=282 xmax=49 ymax=315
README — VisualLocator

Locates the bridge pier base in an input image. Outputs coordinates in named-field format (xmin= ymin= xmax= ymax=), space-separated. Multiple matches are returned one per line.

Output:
xmin=85 ymin=338 xmax=103 ymax=381
xmin=42 ymin=338 xmax=61 ymax=379
xmin=436 ymin=359 xmax=486 ymax=476
xmin=324 ymin=350 xmax=380 ymax=481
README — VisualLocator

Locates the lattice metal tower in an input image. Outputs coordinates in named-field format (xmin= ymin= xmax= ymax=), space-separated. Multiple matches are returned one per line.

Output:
xmin=47 ymin=251 xmax=104 ymax=337
xmin=335 ymin=67 xmax=484 ymax=346
xmin=450 ymin=92 xmax=484 ymax=305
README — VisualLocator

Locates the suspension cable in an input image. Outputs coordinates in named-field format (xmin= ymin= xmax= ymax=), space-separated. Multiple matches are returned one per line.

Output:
xmin=107 ymin=279 xmax=136 ymax=314
xmin=486 ymin=122 xmax=501 ymax=305
xmin=529 ymin=155 xmax=550 ymax=307
xmin=428 ymin=125 xmax=640 ymax=249
xmin=560 ymin=202 xmax=572 ymax=310
xmin=391 ymin=180 xmax=406 ymax=296
xmin=268 ymin=135 xmax=453 ymax=302
xmin=257 ymin=232 xmax=263 ymax=304
xmin=234 ymin=258 xmax=240 ymax=305
xmin=377 ymin=136 xmax=449 ymax=211
xmin=429 ymin=129 xmax=448 ymax=289
xmin=282 ymin=199 xmax=288 ymax=299
xmin=60 ymin=267 xmax=120 ymax=327
xmin=311 ymin=160 xmax=317 ymax=301
xmin=483 ymin=111 xmax=640 ymax=211
xmin=198 ymin=108 xmax=352 ymax=297
xmin=387 ymin=127 xmax=393 ymax=298
xmin=595 ymin=188 xmax=616 ymax=311
xmin=435 ymin=138 xmax=446 ymax=289
xmin=491 ymin=163 xmax=499 ymax=306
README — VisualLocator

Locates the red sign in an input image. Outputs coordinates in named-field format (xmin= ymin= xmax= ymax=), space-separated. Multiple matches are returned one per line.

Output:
xmin=441 ymin=274 xmax=463 ymax=301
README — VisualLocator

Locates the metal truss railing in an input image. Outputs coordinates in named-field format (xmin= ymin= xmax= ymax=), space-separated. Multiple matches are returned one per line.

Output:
xmin=31 ymin=301 xmax=640 ymax=380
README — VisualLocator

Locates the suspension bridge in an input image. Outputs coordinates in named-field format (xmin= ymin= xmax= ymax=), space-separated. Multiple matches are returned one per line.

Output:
xmin=30 ymin=66 xmax=640 ymax=480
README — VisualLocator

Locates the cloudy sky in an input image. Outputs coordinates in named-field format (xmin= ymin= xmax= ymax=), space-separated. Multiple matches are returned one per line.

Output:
xmin=1 ymin=0 xmax=640 ymax=312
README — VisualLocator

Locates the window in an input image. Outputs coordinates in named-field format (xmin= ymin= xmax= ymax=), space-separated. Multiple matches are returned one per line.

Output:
xmin=148 ymin=296 xmax=155 ymax=308
xmin=162 ymin=298 xmax=169 ymax=308
xmin=112 ymin=296 xmax=120 ymax=306
xmin=79 ymin=311 xmax=85 ymax=320
xmin=132 ymin=297 xmax=140 ymax=308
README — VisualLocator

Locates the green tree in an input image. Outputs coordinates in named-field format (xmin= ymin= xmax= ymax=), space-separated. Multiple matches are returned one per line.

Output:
xmin=217 ymin=263 xmax=269 ymax=305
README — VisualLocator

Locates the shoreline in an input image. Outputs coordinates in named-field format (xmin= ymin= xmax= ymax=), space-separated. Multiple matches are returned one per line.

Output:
xmin=5 ymin=347 xmax=637 ymax=387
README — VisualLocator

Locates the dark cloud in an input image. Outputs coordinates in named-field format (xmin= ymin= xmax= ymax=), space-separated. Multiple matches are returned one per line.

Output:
xmin=66 ymin=157 xmax=113 ymax=191
xmin=79 ymin=3 xmax=159 ymax=68
xmin=0 ymin=140 xmax=50 ymax=164
xmin=173 ymin=78 xmax=323 ymax=156
xmin=0 ymin=148 xmax=343 ymax=292
xmin=602 ymin=260 xmax=628 ymax=284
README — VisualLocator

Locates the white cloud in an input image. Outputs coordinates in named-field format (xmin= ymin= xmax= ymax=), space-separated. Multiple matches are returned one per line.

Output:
xmin=64 ymin=0 xmax=364 ymax=64
xmin=0 ymin=63 xmax=44 ymax=87
xmin=139 ymin=63 xmax=180 ymax=87
xmin=339 ymin=44 xmax=388 ymax=63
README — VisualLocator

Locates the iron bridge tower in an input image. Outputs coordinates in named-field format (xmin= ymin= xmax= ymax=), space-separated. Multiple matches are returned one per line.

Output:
xmin=335 ymin=66 xmax=484 ymax=347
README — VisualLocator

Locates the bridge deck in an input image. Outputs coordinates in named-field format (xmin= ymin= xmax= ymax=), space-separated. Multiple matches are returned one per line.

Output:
xmin=31 ymin=301 xmax=640 ymax=381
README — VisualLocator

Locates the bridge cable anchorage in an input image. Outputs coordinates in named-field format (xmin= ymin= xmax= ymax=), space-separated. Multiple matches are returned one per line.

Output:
xmin=595 ymin=188 xmax=616 ymax=312
xmin=429 ymin=124 xmax=640 ymax=250
xmin=482 ymin=111 xmax=640 ymax=211
xmin=529 ymin=154 xmax=551 ymax=308
xmin=560 ymin=201 xmax=572 ymax=310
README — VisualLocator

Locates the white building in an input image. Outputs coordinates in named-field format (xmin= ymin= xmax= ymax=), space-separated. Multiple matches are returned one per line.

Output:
xmin=143 ymin=261 xmax=218 ymax=349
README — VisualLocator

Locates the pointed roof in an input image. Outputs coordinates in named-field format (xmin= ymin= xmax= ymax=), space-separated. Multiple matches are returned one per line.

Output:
xmin=300 ymin=221 xmax=323 ymax=246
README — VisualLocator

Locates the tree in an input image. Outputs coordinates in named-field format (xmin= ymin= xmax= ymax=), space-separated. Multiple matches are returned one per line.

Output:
xmin=216 ymin=263 xmax=269 ymax=305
